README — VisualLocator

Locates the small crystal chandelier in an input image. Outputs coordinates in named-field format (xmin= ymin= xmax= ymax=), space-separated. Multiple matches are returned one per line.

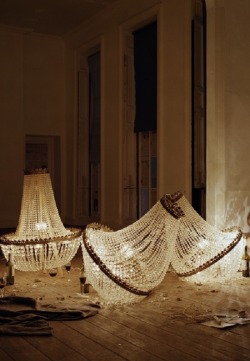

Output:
xmin=0 ymin=169 xmax=82 ymax=271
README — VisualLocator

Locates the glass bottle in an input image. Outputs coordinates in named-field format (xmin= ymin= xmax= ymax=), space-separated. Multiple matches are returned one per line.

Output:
xmin=241 ymin=245 xmax=250 ymax=277
xmin=6 ymin=253 xmax=15 ymax=285
xmin=79 ymin=265 xmax=87 ymax=293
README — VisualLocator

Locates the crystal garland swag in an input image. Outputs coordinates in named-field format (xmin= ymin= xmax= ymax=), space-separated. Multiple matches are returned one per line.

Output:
xmin=82 ymin=196 xmax=184 ymax=305
xmin=0 ymin=170 xmax=82 ymax=271
xmin=169 ymin=191 xmax=243 ymax=282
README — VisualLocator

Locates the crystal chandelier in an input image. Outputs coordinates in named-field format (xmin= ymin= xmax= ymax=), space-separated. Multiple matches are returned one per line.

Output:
xmin=169 ymin=191 xmax=243 ymax=283
xmin=82 ymin=195 xmax=184 ymax=305
xmin=82 ymin=191 xmax=243 ymax=304
xmin=0 ymin=169 xmax=82 ymax=271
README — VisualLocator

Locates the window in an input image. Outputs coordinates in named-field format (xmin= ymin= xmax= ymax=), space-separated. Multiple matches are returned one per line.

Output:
xmin=133 ymin=22 xmax=157 ymax=218
xmin=77 ymin=49 xmax=101 ymax=221
xmin=122 ymin=21 xmax=157 ymax=221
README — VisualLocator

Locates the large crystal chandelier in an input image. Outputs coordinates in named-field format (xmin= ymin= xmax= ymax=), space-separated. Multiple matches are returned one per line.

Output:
xmin=82 ymin=191 xmax=243 ymax=304
xmin=82 ymin=195 xmax=184 ymax=305
xmin=0 ymin=169 xmax=82 ymax=271
xmin=169 ymin=191 xmax=243 ymax=283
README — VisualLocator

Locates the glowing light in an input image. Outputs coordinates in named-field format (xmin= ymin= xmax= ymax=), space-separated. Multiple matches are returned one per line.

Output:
xmin=35 ymin=222 xmax=47 ymax=231
xmin=121 ymin=244 xmax=134 ymax=258
xmin=169 ymin=191 xmax=243 ymax=282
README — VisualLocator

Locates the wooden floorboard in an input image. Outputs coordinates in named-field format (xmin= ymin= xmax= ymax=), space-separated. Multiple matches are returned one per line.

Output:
xmin=0 ymin=347 xmax=17 ymax=361
xmin=1 ymin=251 xmax=250 ymax=361
xmin=98 ymin=309 xmax=225 ymax=361
xmin=62 ymin=318 xmax=166 ymax=361
xmin=0 ymin=336 xmax=51 ymax=361
xmin=24 ymin=332 xmax=89 ymax=361
xmin=151 ymin=288 xmax=250 ymax=359
xmin=119 ymin=296 xmax=250 ymax=361
xmin=87 ymin=312 xmax=206 ymax=361
xmin=51 ymin=321 xmax=126 ymax=361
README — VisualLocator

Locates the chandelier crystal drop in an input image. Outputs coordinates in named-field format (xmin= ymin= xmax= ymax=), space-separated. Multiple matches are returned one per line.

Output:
xmin=169 ymin=191 xmax=243 ymax=282
xmin=82 ymin=196 xmax=184 ymax=305
xmin=0 ymin=170 xmax=82 ymax=271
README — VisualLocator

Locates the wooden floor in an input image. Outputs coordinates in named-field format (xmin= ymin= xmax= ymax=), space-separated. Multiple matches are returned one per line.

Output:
xmin=1 ymin=249 xmax=250 ymax=361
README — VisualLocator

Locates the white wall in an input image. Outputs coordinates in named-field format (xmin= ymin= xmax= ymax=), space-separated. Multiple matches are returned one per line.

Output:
xmin=0 ymin=28 xmax=65 ymax=228
xmin=24 ymin=34 xmax=65 ymax=136
xmin=0 ymin=28 xmax=24 ymax=227
xmin=207 ymin=0 xmax=250 ymax=232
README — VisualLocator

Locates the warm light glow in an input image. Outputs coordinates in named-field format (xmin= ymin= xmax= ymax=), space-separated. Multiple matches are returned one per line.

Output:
xmin=185 ymin=238 xmax=243 ymax=284
xmin=121 ymin=244 xmax=134 ymax=258
xmin=169 ymin=192 xmax=243 ymax=282
xmin=35 ymin=222 xmax=48 ymax=231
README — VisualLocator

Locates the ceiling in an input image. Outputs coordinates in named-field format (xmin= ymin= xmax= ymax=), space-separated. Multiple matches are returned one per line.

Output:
xmin=0 ymin=0 xmax=119 ymax=36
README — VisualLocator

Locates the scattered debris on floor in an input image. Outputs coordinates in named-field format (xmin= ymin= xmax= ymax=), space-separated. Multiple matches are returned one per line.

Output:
xmin=199 ymin=310 xmax=250 ymax=328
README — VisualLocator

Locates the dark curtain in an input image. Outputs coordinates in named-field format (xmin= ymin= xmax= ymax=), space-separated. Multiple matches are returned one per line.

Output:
xmin=133 ymin=22 xmax=157 ymax=133
xmin=88 ymin=52 xmax=100 ymax=163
